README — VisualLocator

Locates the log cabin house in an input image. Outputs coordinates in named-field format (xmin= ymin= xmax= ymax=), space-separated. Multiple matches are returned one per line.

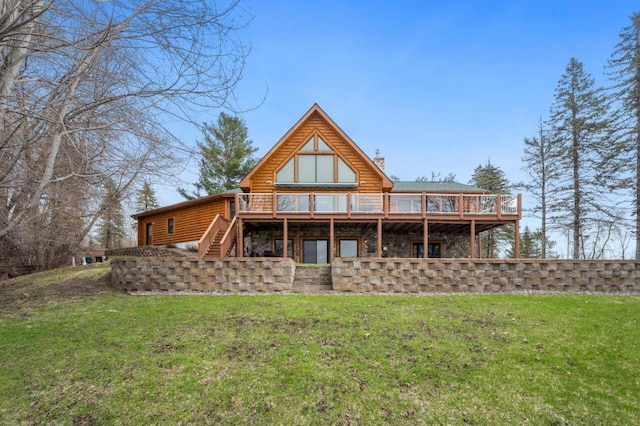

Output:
xmin=133 ymin=104 xmax=522 ymax=262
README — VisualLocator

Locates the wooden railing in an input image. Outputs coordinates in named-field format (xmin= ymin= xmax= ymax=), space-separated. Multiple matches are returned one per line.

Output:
xmin=197 ymin=214 xmax=229 ymax=260
xmin=238 ymin=192 xmax=521 ymax=217
xmin=219 ymin=216 xmax=238 ymax=258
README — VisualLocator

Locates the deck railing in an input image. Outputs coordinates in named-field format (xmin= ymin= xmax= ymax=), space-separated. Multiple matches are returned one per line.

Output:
xmin=238 ymin=193 xmax=520 ymax=216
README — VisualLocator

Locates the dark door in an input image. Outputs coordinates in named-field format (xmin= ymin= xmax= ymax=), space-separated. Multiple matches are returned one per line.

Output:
xmin=145 ymin=223 xmax=153 ymax=245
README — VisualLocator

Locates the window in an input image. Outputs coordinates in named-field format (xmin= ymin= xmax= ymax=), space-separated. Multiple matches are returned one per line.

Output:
xmin=167 ymin=218 xmax=174 ymax=234
xmin=411 ymin=241 xmax=443 ymax=258
xmin=276 ymin=158 xmax=294 ymax=183
xmin=145 ymin=223 xmax=153 ymax=245
xmin=275 ymin=133 xmax=356 ymax=185
xmin=337 ymin=157 xmax=356 ymax=183
xmin=339 ymin=239 xmax=358 ymax=257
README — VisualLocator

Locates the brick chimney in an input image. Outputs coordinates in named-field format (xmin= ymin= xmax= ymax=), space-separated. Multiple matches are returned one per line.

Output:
xmin=373 ymin=149 xmax=385 ymax=171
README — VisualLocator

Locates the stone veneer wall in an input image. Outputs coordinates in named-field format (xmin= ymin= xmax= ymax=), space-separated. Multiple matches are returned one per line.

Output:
xmin=111 ymin=257 xmax=296 ymax=292
xmin=244 ymin=225 xmax=472 ymax=259
xmin=332 ymin=258 xmax=640 ymax=293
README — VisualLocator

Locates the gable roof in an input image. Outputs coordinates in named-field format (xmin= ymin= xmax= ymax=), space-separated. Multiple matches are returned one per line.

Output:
xmin=392 ymin=181 xmax=487 ymax=193
xmin=239 ymin=104 xmax=394 ymax=192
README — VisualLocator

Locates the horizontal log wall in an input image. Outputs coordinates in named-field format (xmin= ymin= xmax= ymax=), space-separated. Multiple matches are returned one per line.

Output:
xmin=332 ymin=259 xmax=640 ymax=293
xmin=111 ymin=258 xmax=296 ymax=293
xmin=137 ymin=199 xmax=227 ymax=246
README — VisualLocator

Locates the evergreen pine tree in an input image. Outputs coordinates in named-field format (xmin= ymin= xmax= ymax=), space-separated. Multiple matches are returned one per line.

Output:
xmin=607 ymin=12 xmax=640 ymax=259
xmin=135 ymin=180 xmax=160 ymax=212
xmin=507 ymin=226 xmax=557 ymax=258
xmin=97 ymin=182 xmax=126 ymax=249
xmin=179 ymin=112 xmax=258 ymax=199
xmin=470 ymin=160 xmax=511 ymax=258
xmin=548 ymin=58 xmax=613 ymax=259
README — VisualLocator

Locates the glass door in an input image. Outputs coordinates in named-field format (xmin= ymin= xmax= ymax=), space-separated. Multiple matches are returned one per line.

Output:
xmin=412 ymin=242 xmax=442 ymax=258
xmin=303 ymin=239 xmax=328 ymax=263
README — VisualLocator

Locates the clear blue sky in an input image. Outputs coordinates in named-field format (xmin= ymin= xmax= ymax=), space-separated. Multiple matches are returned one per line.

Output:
xmin=162 ymin=1 xmax=639 ymax=221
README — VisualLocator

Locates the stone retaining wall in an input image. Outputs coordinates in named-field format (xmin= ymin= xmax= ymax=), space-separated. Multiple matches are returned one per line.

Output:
xmin=332 ymin=259 xmax=640 ymax=293
xmin=110 ymin=257 xmax=640 ymax=294
xmin=107 ymin=246 xmax=194 ymax=258
xmin=111 ymin=257 xmax=296 ymax=292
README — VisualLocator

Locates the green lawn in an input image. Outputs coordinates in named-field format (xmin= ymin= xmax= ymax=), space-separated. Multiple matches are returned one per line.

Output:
xmin=1 ymin=268 xmax=639 ymax=424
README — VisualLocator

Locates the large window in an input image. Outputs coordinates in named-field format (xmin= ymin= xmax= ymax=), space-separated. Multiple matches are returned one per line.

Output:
xmin=275 ymin=134 xmax=356 ymax=185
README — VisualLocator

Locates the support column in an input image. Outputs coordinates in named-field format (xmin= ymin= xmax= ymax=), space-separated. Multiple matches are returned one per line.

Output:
xmin=377 ymin=219 xmax=382 ymax=258
xmin=283 ymin=218 xmax=288 ymax=259
xmin=329 ymin=218 xmax=335 ymax=262
xmin=469 ymin=220 xmax=475 ymax=258
xmin=423 ymin=218 xmax=429 ymax=258
xmin=514 ymin=219 xmax=520 ymax=258
xmin=236 ymin=218 xmax=244 ymax=257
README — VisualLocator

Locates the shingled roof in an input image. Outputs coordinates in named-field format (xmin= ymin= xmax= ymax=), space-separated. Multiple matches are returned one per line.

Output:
xmin=391 ymin=181 xmax=487 ymax=193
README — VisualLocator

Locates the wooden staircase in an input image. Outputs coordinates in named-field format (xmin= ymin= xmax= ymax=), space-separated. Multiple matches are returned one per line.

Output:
xmin=198 ymin=215 xmax=238 ymax=260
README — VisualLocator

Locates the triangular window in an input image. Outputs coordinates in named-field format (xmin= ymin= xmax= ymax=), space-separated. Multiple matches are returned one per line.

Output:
xmin=301 ymin=138 xmax=314 ymax=151
xmin=317 ymin=137 xmax=331 ymax=151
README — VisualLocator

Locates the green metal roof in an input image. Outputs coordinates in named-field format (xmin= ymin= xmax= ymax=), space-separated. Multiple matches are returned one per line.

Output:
xmin=391 ymin=181 xmax=486 ymax=192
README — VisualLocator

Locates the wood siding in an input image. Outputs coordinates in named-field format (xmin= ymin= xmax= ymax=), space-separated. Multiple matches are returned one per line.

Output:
xmin=137 ymin=198 xmax=228 ymax=246
xmin=249 ymin=111 xmax=384 ymax=194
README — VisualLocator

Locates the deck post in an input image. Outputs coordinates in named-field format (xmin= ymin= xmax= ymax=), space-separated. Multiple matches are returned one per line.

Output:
xmin=470 ymin=220 xmax=475 ymax=258
xmin=283 ymin=218 xmax=288 ymax=259
xmin=329 ymin=218 xmax=335 ymax=262
xmin=377 ymin=218 xmax=382 ymax=257
xmin=514 ymin=219 xmax=520 ymax=258
xmin=423 ymin=218 xmax=429 ymax=258
xmin=236 ymin=218 xmax=244 ymax=257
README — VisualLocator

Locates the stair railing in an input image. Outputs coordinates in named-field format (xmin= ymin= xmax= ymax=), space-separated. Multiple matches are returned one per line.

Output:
xmin=219 ymin=216 xmax=238 ymax=257
xmin=198 ymin=215 xmax=229 ymax=260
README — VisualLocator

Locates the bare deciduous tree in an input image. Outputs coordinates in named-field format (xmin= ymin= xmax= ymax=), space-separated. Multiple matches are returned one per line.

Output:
xmin=0 ymin=0 xmax=250 ymax=267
